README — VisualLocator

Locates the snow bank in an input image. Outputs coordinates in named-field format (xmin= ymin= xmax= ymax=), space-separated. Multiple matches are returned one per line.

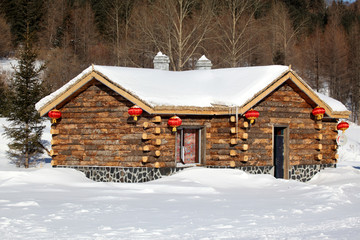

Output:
xmin=309 ymin=166 xmax=360 ymax=185
xmin=1 ymin=166 xmax=360 ymax=239
xmin=338 ymin=122 xmax=360 ymax=167
xmin=0 ymin=168 xmax=93 ymax=187
xmin=156 ymin=167 xmax=277 ymax=189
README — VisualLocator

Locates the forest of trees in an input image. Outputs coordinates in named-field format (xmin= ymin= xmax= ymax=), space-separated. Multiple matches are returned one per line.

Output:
xmin=0 ymin=0 xmax=359 ymax=122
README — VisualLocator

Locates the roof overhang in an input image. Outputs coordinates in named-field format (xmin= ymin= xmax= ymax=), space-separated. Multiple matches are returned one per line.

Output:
xmin=238 ymin=70 xmax=351 ymax=119
xmin=37 ymin=68 xmax=351 ymax=119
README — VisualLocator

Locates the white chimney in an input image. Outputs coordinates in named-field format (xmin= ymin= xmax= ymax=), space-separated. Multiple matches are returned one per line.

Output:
xmin=195 ymin=55 xmax=212 ymax=70
xmin=153 ymin=52 xmax=170 ymax=70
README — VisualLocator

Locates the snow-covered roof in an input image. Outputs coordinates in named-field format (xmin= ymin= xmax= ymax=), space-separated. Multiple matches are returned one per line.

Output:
xmin=36 ymin=65 xmax=288 ymax=109
xmin=35 ymin=64 xmax=350 ymax=118
xmin=316 ymin=92 xmax=348 ymax=112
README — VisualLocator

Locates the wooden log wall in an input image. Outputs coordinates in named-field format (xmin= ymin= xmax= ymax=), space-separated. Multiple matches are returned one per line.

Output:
xmin=249 ymin=81 xmax=338 ymax=167
xmin=51 ymin=79 xmax=338 ymax=168
xmin=51 ymin=80 xmax=175 ymax=168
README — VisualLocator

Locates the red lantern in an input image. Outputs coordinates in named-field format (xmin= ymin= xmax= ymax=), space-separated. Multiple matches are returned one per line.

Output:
xmin=128 ymin=105 xmax=143 ymax=121
xmin=168 ymin=116 xmax=182 ymax=132
xmin=312 ymin=106 xmax=326 ymax=120
xmin=48 ymin=109 xmax=62 ymax=124
xmin=337 ymin=121 xmax=349 ymax=132
xmin=244 ymin=109 xmax=259 ymax=124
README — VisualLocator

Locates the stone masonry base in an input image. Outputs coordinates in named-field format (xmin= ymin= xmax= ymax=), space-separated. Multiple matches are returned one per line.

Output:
xmin=54 ymin=164 xmax=335 ymax=183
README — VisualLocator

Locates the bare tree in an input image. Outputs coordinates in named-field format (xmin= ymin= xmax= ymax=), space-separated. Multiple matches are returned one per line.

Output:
xmin=266 ymin=0 xmax=308 ymax=65
xmin=102 ymin=0 xmax=135 ymax=66
xmin=70 ymin=1 xmax=100 ymax=63
xmin=133 ymin=0 xmax=215 ymax=71
xmin=38 ymin=0 xmax=67 ymax=49
xmin=321 ymin=11 xmax=349 ymax=105
xmin=294 ymin=27 xmax=324 ymax=92
xmin=0 ymin=14 xmax=11 ymax=57
xmin=214 ymin=0 xmax=261 ymax=67
xmin=42 ymin=47 xmax=82 ymax=92
xmin=347 ymin=5 xmax=360 ymax=122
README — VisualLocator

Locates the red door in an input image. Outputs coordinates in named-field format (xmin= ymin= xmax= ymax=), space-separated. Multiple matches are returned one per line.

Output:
xmin=175 ymin=129 xmax=199 ymax=164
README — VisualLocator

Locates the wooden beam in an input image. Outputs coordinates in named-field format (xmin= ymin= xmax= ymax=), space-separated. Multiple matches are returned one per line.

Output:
xmin=153 ymin=116 xmax=161 ymax=123
xmin=241 ymin=155 xmax=249 ymax=162
xmin=315 ymin=123 xmax=322 ymax=130
xmin=316 ymin=133 xmax=323 ymax=140
xmin=50 ymin=150 xmax=57 ymax=156
xmin=142 ymin=156 xmax=148 ymax=163
xmin=155 ymin=127 xmax=161 ymax=134
xmin=315 ymin=154 xmax=323 ymax=161
xmin=50 ymin=129 xmax=59 ymax=135
xmin=241 ymin=133 xmax=248 ymax=140
xmin=240 ymin=144 xmax=249 ymax=151
xmin=142 ymin=133 xmax=149 ymax=140
xmin=154 ymin=139 xmax=162 ymax=146
xmin=143 ymin=122 xmax=149 ymax=129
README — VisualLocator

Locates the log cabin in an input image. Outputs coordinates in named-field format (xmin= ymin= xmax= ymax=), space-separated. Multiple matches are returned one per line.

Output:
xmin=36 ymin=53 xmax=351 ymax=182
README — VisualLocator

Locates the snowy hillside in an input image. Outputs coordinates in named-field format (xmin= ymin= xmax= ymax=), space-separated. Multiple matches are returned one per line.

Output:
xmin=0 ymin=120 xmax=360 ymax=239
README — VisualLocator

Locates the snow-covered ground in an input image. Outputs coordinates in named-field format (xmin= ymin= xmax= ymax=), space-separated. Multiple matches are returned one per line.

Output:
xmin=0 ymin=119 xmax=360 ymax=239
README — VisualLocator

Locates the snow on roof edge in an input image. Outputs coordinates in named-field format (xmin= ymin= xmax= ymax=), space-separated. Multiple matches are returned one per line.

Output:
xmin=35 ymin=64 xmax=348 ymax=118
xmin=35 ymin=66 xmax=93 ymax=111
xmin=316 ymin=92 xmax=349 ymax=113
xmin=289 ymin=70 xmax=349 ymax=114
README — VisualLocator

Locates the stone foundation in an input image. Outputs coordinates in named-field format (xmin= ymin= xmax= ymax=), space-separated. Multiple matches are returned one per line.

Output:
xmin=289 ymin=164 xmax=336 ymax=182
xmin=206 ymin=165 xmax=273 ymax=175
xmin=54 ymin=166 xmax=186 ymax=183
xmin=54 ymin=164 xmax=335 ymax=183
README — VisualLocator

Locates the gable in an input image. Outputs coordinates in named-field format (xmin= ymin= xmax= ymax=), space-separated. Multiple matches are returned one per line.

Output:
xmin=241 ymin=71 xmax=350 ymax=119
xmin=58 ymin=79 xmax=134 ymax=112
xmin=259 ymin=81 xmax=314 ymax=112
xmin=38 ymin=71 xmax=154 ymax=117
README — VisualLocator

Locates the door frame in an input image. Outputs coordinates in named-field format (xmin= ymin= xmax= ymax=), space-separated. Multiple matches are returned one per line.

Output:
xmin=272 ymin=125 xmax=289 ymax=179
xmin=175 ymin=125 xmax=206 ymax=166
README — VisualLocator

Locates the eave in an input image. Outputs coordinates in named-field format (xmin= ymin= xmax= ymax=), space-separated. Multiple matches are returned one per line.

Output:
xmin=38 ymin=68 xmax=351 ymax=119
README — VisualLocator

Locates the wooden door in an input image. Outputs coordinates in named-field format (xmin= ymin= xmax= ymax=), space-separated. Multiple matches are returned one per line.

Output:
xmin=176 ymin=129 xmax=200 ymax=164
xmin=274 ymin=127 xmax=286 ymax=178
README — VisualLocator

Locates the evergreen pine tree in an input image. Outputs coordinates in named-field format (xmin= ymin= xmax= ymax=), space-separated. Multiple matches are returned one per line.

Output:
xmin=4 ymin=29 xmax=45 ymax=168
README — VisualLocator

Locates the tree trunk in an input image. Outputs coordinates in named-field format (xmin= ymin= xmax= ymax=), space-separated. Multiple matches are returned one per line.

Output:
xmin=25 ymin=123 xmax=29 ymax=168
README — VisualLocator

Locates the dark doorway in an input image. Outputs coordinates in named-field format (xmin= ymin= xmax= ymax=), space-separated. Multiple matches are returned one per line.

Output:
xmin=274 ymin=127 xmax=287 ymax=178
